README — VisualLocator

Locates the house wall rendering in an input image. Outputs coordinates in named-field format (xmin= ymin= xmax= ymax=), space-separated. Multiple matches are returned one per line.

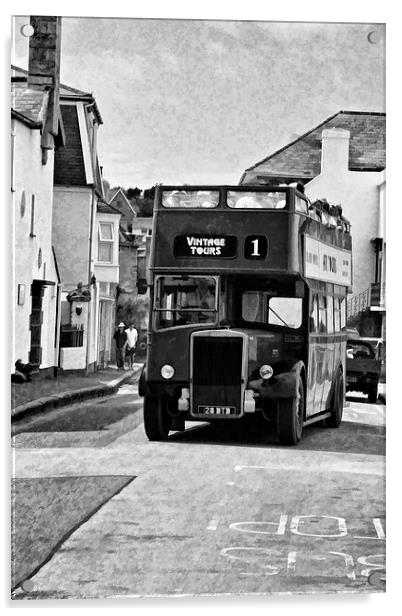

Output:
xmin=12 ymin=118 xmax=59 ymax=371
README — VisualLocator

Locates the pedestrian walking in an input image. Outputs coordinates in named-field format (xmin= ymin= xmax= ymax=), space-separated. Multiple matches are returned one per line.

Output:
xmin=125 ymin=323 xmax=138 ymax=368
xmin=113 ymin=322 xmax=128 ymax=371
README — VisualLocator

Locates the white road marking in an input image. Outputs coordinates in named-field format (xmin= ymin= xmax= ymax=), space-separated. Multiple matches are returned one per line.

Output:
xmin=233 ymin=455 xmax=384 ymax=476
xmin=230 ymin=516 xmax=288 ymax=535
xmin=353 ymin=518 xmax=386 ymax=540
xmin=357 ymin=553 xmax=385 ymax=577
xmin=221 ymin=547 xmax=281 ymax=576
xmin=287 ymin=551 xmax=297 ymax=572
xmin=207 ymin=519 xmax=219 ymax=531
xmin=329 ymin=552 xmax=356 ymax=580
xmin=290 ymin=515 xmax=347 ymax=538
xmin=373 ymin=518 xmax=386 ymax=539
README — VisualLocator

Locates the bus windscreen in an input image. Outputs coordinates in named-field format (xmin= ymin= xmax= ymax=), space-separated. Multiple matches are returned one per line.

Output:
xmin=154 ymin=276 xmax=218 ymax=329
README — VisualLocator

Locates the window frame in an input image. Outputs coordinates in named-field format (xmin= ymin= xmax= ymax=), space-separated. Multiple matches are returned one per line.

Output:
xmin=97 ymin=221 xmax=115 ymax=264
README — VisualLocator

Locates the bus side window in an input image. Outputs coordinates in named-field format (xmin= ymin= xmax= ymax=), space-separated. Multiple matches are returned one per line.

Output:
xmin=334 ymin=297 xmax=341 ymax=332
xmin=327 ymin=296 xmax=334 ymax=334
xmin=310 ymin=294 xmax=319 ymax=332
xmin=318 ymin=295 xmax=327 ymax=333
xmin=340 ymin=298 xmax=346 ymax=330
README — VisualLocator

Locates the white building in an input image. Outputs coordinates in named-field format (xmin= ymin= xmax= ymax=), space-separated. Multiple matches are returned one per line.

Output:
xmin=11 ymin=16 xmax=64 ymax=375
xmin=53 ymin=84 xmax=121 ymax=372
xmin=240 ymin=111 xmax=386 ymax=338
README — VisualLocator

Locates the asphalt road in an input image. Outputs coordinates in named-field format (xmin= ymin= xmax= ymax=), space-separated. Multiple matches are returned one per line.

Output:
xmin=11 ymin=374 xmax=386 ymax=599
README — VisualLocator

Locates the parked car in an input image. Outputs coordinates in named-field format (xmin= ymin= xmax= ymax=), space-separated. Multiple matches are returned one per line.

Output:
xmin=346 ymin=339 xmax=382 ymax=403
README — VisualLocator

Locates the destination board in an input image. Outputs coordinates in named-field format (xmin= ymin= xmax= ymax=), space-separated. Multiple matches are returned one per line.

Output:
xmin=304 ymin=235 xmax=352 ymax=286
xmin=174 ymin=235 xmax=237 ymax=258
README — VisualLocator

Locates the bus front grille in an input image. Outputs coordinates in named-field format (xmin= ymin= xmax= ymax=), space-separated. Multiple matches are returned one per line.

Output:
xmin=191 ymin=335 xmax=243 ymax=416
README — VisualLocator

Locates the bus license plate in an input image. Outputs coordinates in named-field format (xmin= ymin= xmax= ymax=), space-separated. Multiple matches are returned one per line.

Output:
xmin=197 ymin=405 xmax=236 ymax=416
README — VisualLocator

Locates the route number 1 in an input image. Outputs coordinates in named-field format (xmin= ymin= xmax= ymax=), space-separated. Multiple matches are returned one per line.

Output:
xmin=244 ymin=235 xmax=268 ymax=260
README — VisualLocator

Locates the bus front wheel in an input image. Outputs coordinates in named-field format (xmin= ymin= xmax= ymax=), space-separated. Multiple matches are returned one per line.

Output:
xmin=143 ymin=396 xmax=172 ymax=441
xmin=277 ymin=378 xmax=305 ymax=445
xmin=326 ymin=373 xmax=344 ymax=428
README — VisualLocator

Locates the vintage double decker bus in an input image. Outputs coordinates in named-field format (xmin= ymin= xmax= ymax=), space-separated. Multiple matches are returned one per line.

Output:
xmin=138 ymin=185 xmax=352 ymax=445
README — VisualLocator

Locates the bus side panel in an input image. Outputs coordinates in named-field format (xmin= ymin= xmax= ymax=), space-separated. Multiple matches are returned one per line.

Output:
xmin=307 ymin=338 xmax=326 ymax=416
xmin=322 ymin=338 xmax=334 ymax=409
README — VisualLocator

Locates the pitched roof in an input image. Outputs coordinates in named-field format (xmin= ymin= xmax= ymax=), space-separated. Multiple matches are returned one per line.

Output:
xmin=240 ymin=111 xmax=385 ymax=184
xmin=108 ymin=188 xmax=137 ymax=221
xmin=11 ymin=65 xmax=103 ymax=124
xmin=11 ymin=80 xmax=49 ymax=127
xmin=54 ymin=104 xmax=87 ymax=185
xmin=97 ymin=199 xmax=121 ymax=215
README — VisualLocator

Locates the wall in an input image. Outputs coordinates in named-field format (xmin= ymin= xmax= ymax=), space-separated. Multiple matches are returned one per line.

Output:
xmin=94 ymin=212 xmax=120 ymax=284
xmin=305 ymin=129 xmax=382 ymax=297
xmin=12 ymin=119 xmax=58 ymax=370
xmin=52 ymin=186 xmax=92 ymax=289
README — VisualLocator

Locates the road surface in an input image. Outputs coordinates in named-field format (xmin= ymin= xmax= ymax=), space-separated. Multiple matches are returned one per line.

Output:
xmin=11 ymin=374 xmax=385 ymax=599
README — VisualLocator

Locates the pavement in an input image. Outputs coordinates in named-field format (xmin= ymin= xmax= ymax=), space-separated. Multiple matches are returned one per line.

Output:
xmin=11 ymin=364 xmax=143 ymax=423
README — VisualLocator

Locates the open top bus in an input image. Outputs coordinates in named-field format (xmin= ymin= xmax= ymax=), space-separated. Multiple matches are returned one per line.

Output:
xmin=138 ymin=185 xmax=352 ymax=445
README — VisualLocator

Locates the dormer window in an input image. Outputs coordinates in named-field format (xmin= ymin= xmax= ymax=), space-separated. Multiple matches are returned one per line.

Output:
xmin=98 ymin=222 xmax=114 ymax=263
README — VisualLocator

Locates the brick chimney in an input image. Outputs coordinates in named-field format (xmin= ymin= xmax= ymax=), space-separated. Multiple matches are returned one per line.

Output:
xmin=321 ymin=128 xmax=350 ymax=175
xmin=28 ymin=16 xmax=62 ymax=91
xmin=27 ymin=16 xmax=63 ymax=163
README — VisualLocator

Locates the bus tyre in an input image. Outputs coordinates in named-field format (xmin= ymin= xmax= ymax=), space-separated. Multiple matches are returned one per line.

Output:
xmin=368 ymin=384 xmax=378 ymax=404
xmin=277 ymin=378 xmax=304 ymax=445
xmin=326 ymin=373 xmax=344 ymax=428
xmin=143 ymin=396 xmax=172 ymax=441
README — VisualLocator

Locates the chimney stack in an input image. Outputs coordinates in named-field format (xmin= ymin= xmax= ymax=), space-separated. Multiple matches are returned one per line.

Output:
xmin=27 ymin=16 xmax=62 ymax=91
xmin=320 ymin=128 xmax=350 ymax=176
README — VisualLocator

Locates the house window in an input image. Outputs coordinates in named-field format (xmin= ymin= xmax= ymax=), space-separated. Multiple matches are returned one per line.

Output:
xmin=98 ymin=222 xmax=114 ymax=263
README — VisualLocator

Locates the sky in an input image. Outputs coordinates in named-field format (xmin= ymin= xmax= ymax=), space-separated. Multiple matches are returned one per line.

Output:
xmin=11 ymin=12 xmax=385 ymax=190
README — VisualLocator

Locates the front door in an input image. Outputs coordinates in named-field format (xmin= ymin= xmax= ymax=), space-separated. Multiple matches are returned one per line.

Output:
xmin=29 ymin=281 xmax=44 ymax=367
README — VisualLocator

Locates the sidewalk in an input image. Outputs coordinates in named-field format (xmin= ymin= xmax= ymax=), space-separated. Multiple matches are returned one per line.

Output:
xmin=11 ymin=364 xmax=143 ymax=423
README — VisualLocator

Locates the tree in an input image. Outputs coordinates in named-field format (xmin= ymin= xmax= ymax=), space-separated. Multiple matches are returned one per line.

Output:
xmin=125 ymin=187 xmax=141 ymax=200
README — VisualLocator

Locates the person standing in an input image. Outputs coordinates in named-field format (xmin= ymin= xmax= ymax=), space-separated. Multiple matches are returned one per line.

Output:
xmin=113 ymin=322 xmax=128 ymax=371
xmin=125 ymin=323 xmax=138 ymax=369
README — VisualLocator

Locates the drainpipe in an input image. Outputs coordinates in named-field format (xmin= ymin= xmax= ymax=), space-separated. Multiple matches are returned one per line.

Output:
xmin=84 ymin=103 xmax=100 ymax=374
xmin=85 ymin=190 xmax=96 ymax=374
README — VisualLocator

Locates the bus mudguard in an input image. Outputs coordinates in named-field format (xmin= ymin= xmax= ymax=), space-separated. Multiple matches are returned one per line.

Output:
xmin=138 ymin=364 xmax=147 ymax=397
xmin=248 ymin=361 xmax=305 ymax=399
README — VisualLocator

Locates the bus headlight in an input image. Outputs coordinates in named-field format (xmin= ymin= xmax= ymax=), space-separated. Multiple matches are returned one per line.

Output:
xmin=259 ymin=364 xmax=273 ymax=380
xmin=161 ymin=364 xmax=175 ymax=380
